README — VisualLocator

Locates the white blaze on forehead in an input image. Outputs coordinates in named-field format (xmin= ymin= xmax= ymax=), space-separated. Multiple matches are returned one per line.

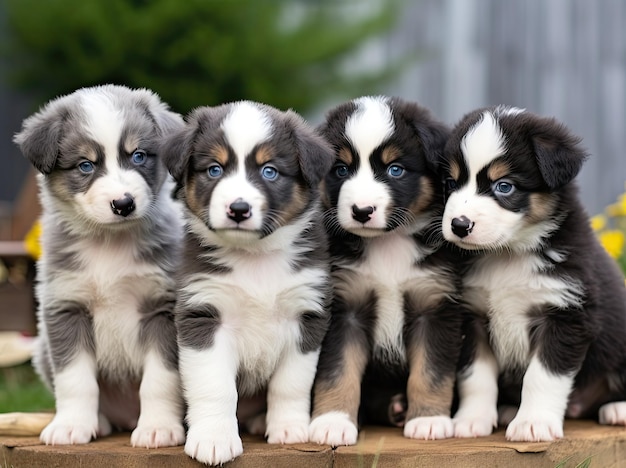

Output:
xmin=81 ymin=91 xmax=124 ymax=164
xmin=460 ymin=111 xmax=507 ymax=178
xmin=221 ymin=101 xmax=273 ymax=159
xmin=345 ymin=96 xmax=394 ymax=160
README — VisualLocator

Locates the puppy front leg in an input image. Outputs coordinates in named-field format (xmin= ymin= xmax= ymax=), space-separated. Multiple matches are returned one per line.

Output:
xmin=309 ymin=323 xmax=369 ymax=447
xmin=266 ymin=348 xmax=320 ymax=444
xmin=180 ymin=330 xmax=241 ymax=466
xmin=403 ymin=302 xmax=463 ymax=440
xmin=40 ymin=305 xmax=99 ymax=445
xmin=505 ymin=355 xmax=574 ymax=441
xmin=131 ymin=351 xmax=185 ymax=448
xmin=453 ymin=337 xmax=499 ymax=437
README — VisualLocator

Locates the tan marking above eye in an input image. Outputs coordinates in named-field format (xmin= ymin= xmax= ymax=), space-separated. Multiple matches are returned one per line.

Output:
xmin=209 ymin=144 xmax=230 ymax=166
xmin=338 ymin=147 xmax=353 ymax=166
xmin=487 ymin=161 xmax=512 ymax=181
xmin=254 ymin=144 xmax=274 ymax=166
xmin=449 ymin=160 xmax=461 ymax=181
xmin=381 ymin=146 xmax=402 ymax=165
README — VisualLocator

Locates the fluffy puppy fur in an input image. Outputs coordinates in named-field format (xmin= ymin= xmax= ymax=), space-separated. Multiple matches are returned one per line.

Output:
xmin=161 ymin=101 xmax=334 ymax=465
xmin=309 ymin=96 xmax=466 ymax=445
xmin=441 ymin=106 xmax=626 ymax=442
xmin=13 ymin=85 xmax=186 ymax=447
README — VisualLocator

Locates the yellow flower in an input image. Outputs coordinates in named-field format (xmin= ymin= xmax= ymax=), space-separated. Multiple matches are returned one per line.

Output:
xmin=620 ymin=193 xmax=626 ymax=216
xmin=590 ymin=214 xmax=607 ymax=232
xmin=606 ymin=202 xmax=624 ymax=218
xmin=24 ymin=220 xmax=42 ymax=260
xmin=599 ymin=229 xmax=625 ymax=259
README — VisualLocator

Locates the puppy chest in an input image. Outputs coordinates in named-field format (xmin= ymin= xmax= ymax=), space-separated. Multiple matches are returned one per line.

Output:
xmin=465 ymin=254 xmax=583 ymax=370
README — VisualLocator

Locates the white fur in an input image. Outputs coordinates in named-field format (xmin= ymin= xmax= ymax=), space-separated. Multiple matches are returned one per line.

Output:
xmin=404 ymin=416 xmax=454 ymax=440
xmin=221 ymin=101 xmax=273 ymax=159
xmin=460 ymin=111 xmax=506 ymax=175
xmin=265 ymin=348 xmax=320 ymax=444
xmin=453 ymin=345 xmax=499 ymax=437
xmin=131 ymin=351 xmax=185 ymax=448
xmin=599 ymin=401 xmax=626 ymax=425
xmin=40 ymin=353 xmax=99 ymax=445
xmin=506 ymin=355 xmax=574 ymax=441
xmin=309 ymin=411 xmax=358 ymax=446
xmin=181 ymin=342 xmax=242 ymax=465
xmin=346 ymin=96 xmax=394 ymax=161
xmin=463 ymin=253 xmax=584 ymax=370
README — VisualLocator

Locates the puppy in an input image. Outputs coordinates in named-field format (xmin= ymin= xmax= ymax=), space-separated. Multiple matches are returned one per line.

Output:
xmin=309 ymin=96 xmax=466 ymax=445
xmin=13 ymin=84 xmax=186 ymax=447
xmin=441 ymin=106 xmax=626 ymax=441
xmin=161 ymin=101 xmax=334 ymax=465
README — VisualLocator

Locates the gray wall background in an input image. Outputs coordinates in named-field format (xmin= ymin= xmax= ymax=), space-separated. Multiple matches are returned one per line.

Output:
xmin=381 ymin=0 xmax=626 ymax=214
xmin=1 ymin=0 xmax=625 ymax=216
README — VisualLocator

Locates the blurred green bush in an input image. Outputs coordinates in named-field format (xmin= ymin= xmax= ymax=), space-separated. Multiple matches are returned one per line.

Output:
xmin=3 ymin=0 xmax=404 ymax=115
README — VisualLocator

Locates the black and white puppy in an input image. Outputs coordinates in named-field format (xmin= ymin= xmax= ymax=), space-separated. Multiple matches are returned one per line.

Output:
xmin=13 ymin=85 xmax=186 ymax=447
xmin=441 ymin=106 xmax=626 ymax=441
xmin=162 ymin=101 xmax=334 ymax=465
xmin=309 ymin=96 xmax=465 ymax=445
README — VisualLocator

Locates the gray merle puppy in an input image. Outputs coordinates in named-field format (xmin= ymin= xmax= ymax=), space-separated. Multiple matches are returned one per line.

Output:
xmin=14 ymin=85 xmax=185 ymax=448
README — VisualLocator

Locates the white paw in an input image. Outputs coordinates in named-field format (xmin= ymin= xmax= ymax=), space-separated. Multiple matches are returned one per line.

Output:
xmin=40 ymin=417 xmax=98 ymax=445
xmin=404 ymin=416 xmax=454 ymax=440
xmin=599 ymin=401 xmax=626 ymax=425
xmin=505 ymin=415 xmax=563 ymax=442
xmin=453 ymin=408 xmax=497 ymax=437
xmin=266 ymin=419 xmax=309 ymax=444
xmin=131 ymin=423 xmax=185 ymax=448
xmin=184 ymin=423 xmax=243 ymax=466
xmin=309 ymin=412 xmax=358 ymax=446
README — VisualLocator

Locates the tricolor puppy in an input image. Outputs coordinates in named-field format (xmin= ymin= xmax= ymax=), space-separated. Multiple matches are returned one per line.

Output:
xmin=441 ymin=106 xmax=626 ymax=441
xmin=162 ymin=101 xmax=334 ymax=466
xmin=309 ymin=96 xmax=466 ymax=445
xmin=13 ymin=85 xmax=186 ymax=447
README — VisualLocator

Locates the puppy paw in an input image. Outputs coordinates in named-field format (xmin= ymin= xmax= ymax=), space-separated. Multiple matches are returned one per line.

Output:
xmin=131 ymin=423 xmax=185 ymax=448
xmin=309 ymin=412 xmax=358 ymax=446
xmin=266 ymin=420 xmax=309 ymax=444
xmin=185 ymin=423 xmax=243 ymax=466
xmin=388 ymin=393 xmax=407 ymax=427
xmin=40 ymin=418 xmax=97 ymax=445
xmin=505 ymin=415 xmax=563 ymax=442
xmin=404 ymin=416 xmax=454 ymax=440
xmin=599 ymin=401 xmax=626 ymax=425
xmin=453 ymin=407 xmax=497 ymax=437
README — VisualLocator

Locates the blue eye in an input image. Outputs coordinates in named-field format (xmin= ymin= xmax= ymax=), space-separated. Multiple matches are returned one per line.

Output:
xmin=78 ymin=161 xmax=95 ymax=174
xmin=132 ymin=150 xmax=147 ymax=165
xmin=445 ymin=178 xmax=458 ymax=192
xmin=493 ymin=180 xmax=515 ymax=195
xmin=208 ymin=164 xmax=223 ymax=178
xmin=335 ymin=164 xmax=349 ymax=178
xmin=387 ymin=164 xmax=404 ymax=178
xmin=261 ymin=165 xmax=278 ymax=181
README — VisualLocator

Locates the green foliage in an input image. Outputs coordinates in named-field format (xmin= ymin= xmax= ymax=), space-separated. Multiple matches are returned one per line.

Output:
xmin=2 ymin=0 xmax=404 ymax=114
xmin=0 ymin=363 xmax=53 ymax=413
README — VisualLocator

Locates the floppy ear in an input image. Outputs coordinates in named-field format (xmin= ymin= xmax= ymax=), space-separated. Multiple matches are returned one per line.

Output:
xmin=13 ymin=102 xmax=70 ymax=174
xmin=531 ymin=117 xmax=588 ymax=190
xmin=287 ymin=111 xmax=335 ymax=188
xmin=160 ymin=121 xmax=196 ymax=184
xmin=155 ymin=109 xmax=185 ymax=136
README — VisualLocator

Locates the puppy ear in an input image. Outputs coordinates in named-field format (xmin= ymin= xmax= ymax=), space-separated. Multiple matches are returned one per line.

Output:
xmin=160 ymin=123 xmax=194 ymax=183
xmin=288 ymin=111 xmax=335 ymax=188
xmin=13 ymin=103 xmax=69 ymax=174
xmin=155 ymin=109 xmax=185 ymax=136
xmin=531 ymin=117 xmax=588 ymax=190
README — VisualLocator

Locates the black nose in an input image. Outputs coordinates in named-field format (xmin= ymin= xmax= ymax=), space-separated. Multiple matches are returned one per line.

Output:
xmin=111 ymin=193 xmax=135 ymax=217
xmin=451 ymin=215 xmax=474 ymax=238
xmin=228 ymin=199 xmax=252 ymax=223
xmin=352 ymin=204 xmax=375 ymax=223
